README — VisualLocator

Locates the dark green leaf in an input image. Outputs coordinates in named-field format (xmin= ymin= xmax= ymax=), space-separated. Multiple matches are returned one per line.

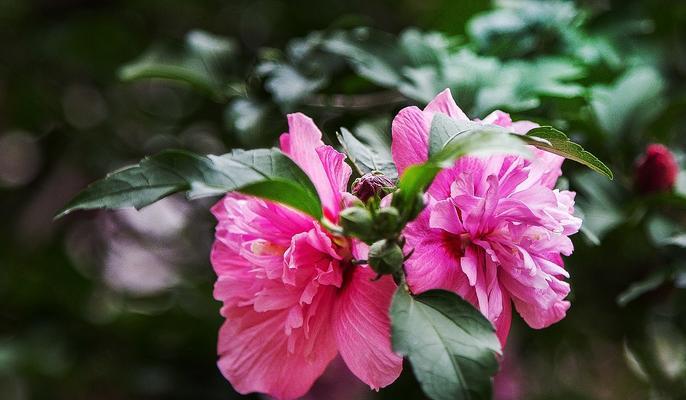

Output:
xmin=336 ymin=127 xmax=398 ymax=179
xmin=323 ymin=28 xmax=408 ymax=87
xmin=224 ymin=98 xmax=280 ymax=147
xmin=257 ymin=61 xmax=327 ymax=108
xmin=617 ymin=269 xmax=671 ymax=307
xmin=57 ymin=149 xmax=322 ymax=219
xmin=391 ymin=287 xmax=501 ymax=400
xmin=119 ymin=30 xmax=238 ymax=101
xmin=572 ymin=171 xmax=623 ymax=241
xmin=522 ymin=126 xmax=613 ymax=179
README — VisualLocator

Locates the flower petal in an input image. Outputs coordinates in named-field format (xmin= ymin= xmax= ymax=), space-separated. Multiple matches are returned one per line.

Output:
xmin=217 ymin=293 xmax=338 ymax=400
xmin=424 ymin=88 xmax=469 ymax=121
xmin=391 ymin=106 xmax=429 ymax=174
xmin=280 ymin=113 xmax=348 ymax=219
xmin=333 ymin=266 xmax=402 ymax=390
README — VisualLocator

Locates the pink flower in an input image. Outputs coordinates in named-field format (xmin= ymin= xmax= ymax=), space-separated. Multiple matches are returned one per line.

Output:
xmin=392 ymin=89 xmax=581 ymax=346
xmin=634 ymin=143 xmax=679 ymax=194
xmin=211 ymin=113 xmax=402 ymax=400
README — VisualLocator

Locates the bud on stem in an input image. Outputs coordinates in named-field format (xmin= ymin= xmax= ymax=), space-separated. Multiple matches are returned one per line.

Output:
xmin=368 ymin=239 xmax=404 ymax=276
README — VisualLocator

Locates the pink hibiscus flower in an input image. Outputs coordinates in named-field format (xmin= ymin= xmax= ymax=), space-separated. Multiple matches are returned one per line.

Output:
xmin=393 ymin=89 xmax=581 ymax=346
xmin=211 ymin=113 xmax=402 ymax=400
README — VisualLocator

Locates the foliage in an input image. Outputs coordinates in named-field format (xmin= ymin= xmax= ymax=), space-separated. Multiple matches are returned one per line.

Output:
xmin=4 ymin=0 xmax=686 ymax=399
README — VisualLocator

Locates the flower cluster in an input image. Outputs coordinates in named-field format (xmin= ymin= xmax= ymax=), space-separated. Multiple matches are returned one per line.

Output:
xmin=211 ymin=90 xmax=581 ymax=399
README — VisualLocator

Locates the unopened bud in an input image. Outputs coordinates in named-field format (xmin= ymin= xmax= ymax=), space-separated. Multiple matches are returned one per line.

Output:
xmin=634 ymin=143 xmax=679 ymax=194
xmin=340 ymin=207 xmax=374 ymax=243
xmin=368 ymin=239 xmax=404 ymax=275
xmin=352 ymin=172 xmax=395 ymax=203
xmin=374 ymin=207 xmax=400 ymax=237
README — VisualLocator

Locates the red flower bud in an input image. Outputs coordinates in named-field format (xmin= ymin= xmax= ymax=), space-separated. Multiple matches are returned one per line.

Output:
xmin=634 ymin=143 xmax=679 ymax=194
xmin=351 ymin=172 xmax=395 ymax=202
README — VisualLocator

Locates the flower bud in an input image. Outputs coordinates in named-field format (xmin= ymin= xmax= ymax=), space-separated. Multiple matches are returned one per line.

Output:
xmin=339 ymin=207 xmax=374 ymax=243
xmin=352 ymin=172 xmax=395 ymax=203
xmin=634 ymin=144 xmax=679 ymax=194
xmin=374 ymin=207 xmax=400 ymax=238
xmin=368 ymin=239 xmax=404 ymax=275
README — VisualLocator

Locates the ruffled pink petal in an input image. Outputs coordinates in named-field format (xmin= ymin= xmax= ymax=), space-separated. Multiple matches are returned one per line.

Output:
xmin=316 ymin=145 xmax=352 ymax=218
xmin=404 ymin=209 xmax=468 ymax=294
xmin=493 ymin=292 xmax=512 ymax=347
xmin=333 ymin=266 xmax=402 ymax=390
xmin=391 ymin=106 xmax=429 ymax=174
xmin=280 ymin=113 xmax=347 ymax=219
xmin=217 ymin=292 xmax=338 ymax=400
xmin=498 ymin=254 xmax=571 ymax=329
xmin=424 ymin=88 xmax=469 ymax=121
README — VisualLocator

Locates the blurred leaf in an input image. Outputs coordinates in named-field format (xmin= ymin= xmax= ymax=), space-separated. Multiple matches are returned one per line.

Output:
xmin=590 ymin=66 xmax=665 ymax=138
xmin=476 ymin=57 xmax=585 ymax=114
xmin=572 ymin=171 xmax=624 ymax=241
xmin=573 ymin=205 xmax=601 ymax=245
xmin=224 ymin=98 xmax=280 ymax=147
xmin=390 ymin=287 xmax=501 ymax=400
xmin=323 ymin=28 xmax=409 ymax=87
xmin=647 ymin=215 xmax=686 ymax=248
xmin=57 ymin=149 xmax=322 ymax=219
xmin=617 ymin=269 xmax=671 ymax=307
xmin=258 ymin=61 xmax=327 ymax=109
xmin=337 ymin=128 xmax=398 ymax=179
xmin=119 ymin=30 xmax=238 ymax=101
xmin=522 ymin=126 xmax=613 ymax=179
xmin=468 ymin=0 xmax=579 ymax=58
xmin=625 ymin=321 xmax=686 ymax=392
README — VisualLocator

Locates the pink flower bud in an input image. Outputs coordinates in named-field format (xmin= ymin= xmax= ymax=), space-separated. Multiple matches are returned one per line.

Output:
xmin=634 ymin=144 xmax=679 ymax=194
xmin=351 ymin=172 xmax=395 ymax=202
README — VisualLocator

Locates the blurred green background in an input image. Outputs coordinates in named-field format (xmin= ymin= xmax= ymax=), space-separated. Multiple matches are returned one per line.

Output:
xmin=3 ymin=0 xmax=686 ymax=399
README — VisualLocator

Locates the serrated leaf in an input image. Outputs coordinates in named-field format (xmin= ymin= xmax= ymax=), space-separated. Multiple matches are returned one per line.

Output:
xmin=522 ymin=126 xmax=613 ymax=179
xmin=336 ymin=127 xmax=398 ymax=179
xmin=57 ymin=148 xmax=322 ymax=219
xmin=119 ymin=30 xmax=238 ymax=101
xmin=391 ymin=287 xmax=501 ymax=400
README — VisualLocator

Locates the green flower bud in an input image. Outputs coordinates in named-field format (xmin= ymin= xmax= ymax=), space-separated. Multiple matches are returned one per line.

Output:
xmin=340 ymin=207 xmax=374 ymax=243
xmin=374 ymin=207 xmax=400 ymax=238
xmin=392 ymin=191 xmax=426 ymax=223
xmin=368 ymin=239 xmax=404 ymax=275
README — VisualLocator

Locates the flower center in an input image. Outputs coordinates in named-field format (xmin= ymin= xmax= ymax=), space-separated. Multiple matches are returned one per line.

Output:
xmin=442 ymin=231 xmax=471 ymax=260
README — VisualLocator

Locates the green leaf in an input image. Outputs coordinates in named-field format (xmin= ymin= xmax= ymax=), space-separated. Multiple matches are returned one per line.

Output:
xmin=56 ymin=148 xmax=322 ymax=219
xmin=617 ymin=269 xmax=671 ymax=307
xmin=522 ymin=126 xmax=613 ymax=179
xmin=119 ymin=30 xmax=238 ymax=101
xmin=391 ymin=287 xmax=501 ymax=400
xmin=257 ymin=61 xmax=327 ymax=109
xmin=336 ymin=127 xmax=398 ymax=179
xmin=224 ymin=98 xmax=280 ymax=147
xmin=323 ymin=28 xmax=409 ymax=88
xmin=467 ymin=0 xmax=578 ymax=58
xmin=475 ymin=58 xmax=585 ymax=114
xmin=589 ymin=67 xmax=665 ymax=138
